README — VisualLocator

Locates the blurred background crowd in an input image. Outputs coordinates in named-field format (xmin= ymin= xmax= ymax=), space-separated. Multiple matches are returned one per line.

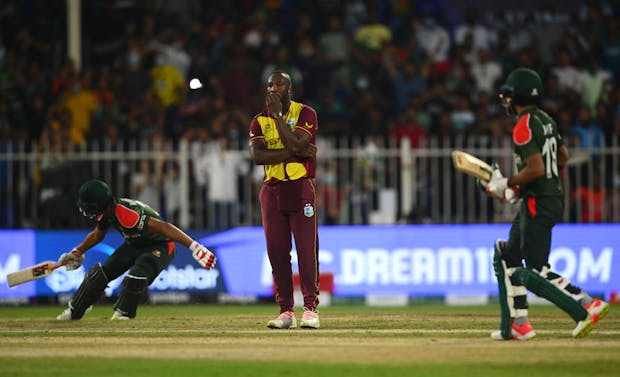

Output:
xmin=0 ymin=0 xmax=619 ymax=229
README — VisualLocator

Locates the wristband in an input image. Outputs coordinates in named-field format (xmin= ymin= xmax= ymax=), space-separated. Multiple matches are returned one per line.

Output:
xmin=189 ymin=241 xmax=200 ymax=252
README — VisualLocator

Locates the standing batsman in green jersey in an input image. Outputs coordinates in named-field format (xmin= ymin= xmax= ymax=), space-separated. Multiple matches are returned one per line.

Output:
xmin=56 ymin=179 xmax=217 ymax=320
xmin=483 ymin=67 xmax=609 ymax=340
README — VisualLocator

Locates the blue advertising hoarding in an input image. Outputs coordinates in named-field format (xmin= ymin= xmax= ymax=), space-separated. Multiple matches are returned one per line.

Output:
xmin=0 ymin=230 xmax=224 ymax=299
xmin=0 ymin=224 xmax=618 ymax=299
xmin=204 ymin=224 xmax=618 ymax=297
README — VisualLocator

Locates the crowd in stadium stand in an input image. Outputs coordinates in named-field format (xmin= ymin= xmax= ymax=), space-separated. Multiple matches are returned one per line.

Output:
xmin=0 ymin=0 xmax=619 ymax=227
xmin=1 ymin=1 xmax=618 ymax=145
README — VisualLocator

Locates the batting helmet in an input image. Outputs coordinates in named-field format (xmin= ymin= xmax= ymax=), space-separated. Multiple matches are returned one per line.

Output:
xmin=77 ymin=179 xmax=113 ymax=218
xmin=499 ymin=67 xmax=543 ymax=109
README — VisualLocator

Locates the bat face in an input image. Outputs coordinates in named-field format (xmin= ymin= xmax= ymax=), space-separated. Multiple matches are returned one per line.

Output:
xmin=452 ymin=150 xmax=492 ymax=182
xmin=7 ymin=261 xmax=61 ymax=287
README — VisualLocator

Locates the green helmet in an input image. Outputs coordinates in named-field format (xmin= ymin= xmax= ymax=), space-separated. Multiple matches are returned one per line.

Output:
xmin=499 ymin=67 xmax=543 ymax=109
xmin=77 ymin=179 xmax=113 ymax=218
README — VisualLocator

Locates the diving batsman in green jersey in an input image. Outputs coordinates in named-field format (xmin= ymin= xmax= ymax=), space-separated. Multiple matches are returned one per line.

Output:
xmin=483 ymin=67 xmax=609 ymax=340
xmin=56 ymin=179 xmax=217 ymax=320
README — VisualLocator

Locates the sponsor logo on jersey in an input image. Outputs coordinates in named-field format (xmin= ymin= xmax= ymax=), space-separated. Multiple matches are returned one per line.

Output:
xmin=304 ymin=122 xmax=313 ymax=129
xmin=137 ymin=214 xmax=147 ymax=230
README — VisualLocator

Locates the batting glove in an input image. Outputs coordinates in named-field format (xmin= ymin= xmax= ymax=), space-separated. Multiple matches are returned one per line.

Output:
xmin=485 ymin=164 xmax=508 ymax=199
xmin=475 ymin=178 xmax=488 ymax=193
xmin=505 ymin=186 xmax=521 ymax=205
xmin=190 ymin=241 xmax=217 ymax=269
xmin=58 ymin=248 xmax=84 ymax=271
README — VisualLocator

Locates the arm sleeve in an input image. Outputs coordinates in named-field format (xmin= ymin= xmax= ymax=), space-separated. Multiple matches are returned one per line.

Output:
xmin=294 ymin=106 xmax=318 ymax=139
xmin=249 ymin=117 xmax=264 ymax=143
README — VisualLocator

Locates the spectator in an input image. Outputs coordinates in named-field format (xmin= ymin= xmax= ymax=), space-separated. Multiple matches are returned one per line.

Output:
xmin=570 ymin=105 xmax=606 ymax=150
xmin=557 ymin=110 xmax=580 ymax=148
xmin=540 ymin=74 xmax=565 ymax=118
xmin=120 ymin=40 xmax=152 ymax=104
xmin=572 ymin=170 xmax=608 ymax=222
xmin=415 ymin=16 xmax=450 ymax=71
xmin=131 ymin=159 xmax=162 ymax=214
xmin=353 ymin=10 xmax=392 ymax=52
xmin=421 ymin=81 xmax=452 ymax=132
xmin=579 ymin=2 xmax=607 ymax=55
xmin=531 ymin=3 xmax=566 ymax=66
xmin=318 ymin=15 xmax=350 ymax=90
xmin=343 ymin=0 xmax=367 ymax=35
xmin=317 ymin=162 xmax=343 ymax=225
xmin=600 ymin=16 xmax=620 ymax=78
xmin=580 ymin=54 xmax=613 ymax=112
xmin=261 ymin=46 xmax=303 ymax=86
xmin=150 ymin=49 xmax=187 ymax=141
xmin=62 ymin=72 xmax=99 ymax=145
xmin=470 ymin=49 xmax=503 ymax=95
xmin=161 ymin=161 xmax=181 ymax=224
xmin=350 ymin=9 xmax=390 ymax=88
xmin=444 ymin=49 xmax=473 ymax=93
xmin=242 ymin=12 xmax=280 ymax=51
xmin=195 ymin=135 xmax=248 ymax=230
xmin=454 ymin=7 xmax=493 ymax=52
xmin=450 ymin=94 xmax=476 ymax=135
xmin=392 ymin=105 xmax=428 ymax=149
xmin=382 ymin=45 xmax=427 ymax=113
xmin=149 ymin=29 xmax=191 ymax=79
xmin=551 ymin=48 xmax=584 ymax=95
xmin=493 ymin=29 xmax=518 ymax=74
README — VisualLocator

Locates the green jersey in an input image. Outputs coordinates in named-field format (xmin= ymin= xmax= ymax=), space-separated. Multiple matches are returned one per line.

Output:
xmin=96 ymin=198 xmax=168 ymax=246
xmin=512 ymin=107 xmax=564 ymax=197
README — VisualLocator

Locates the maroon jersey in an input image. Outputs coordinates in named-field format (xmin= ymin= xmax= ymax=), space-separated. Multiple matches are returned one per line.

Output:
xmin=249 ymin=100 xmax=317 ymax=184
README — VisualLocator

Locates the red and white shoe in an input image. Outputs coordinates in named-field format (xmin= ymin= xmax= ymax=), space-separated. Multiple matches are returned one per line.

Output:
xmin=491 ymin=321 xmax=536 ymax=340
xmin=267 ymin=311 xmax=297 ymax=329
xmin=300 ymin=308 xmax=320 ymax=329
xmin=586 ymin=299 xmax=610 ymax=322
xmin=572 ymin=299 xmax=610 ymax=338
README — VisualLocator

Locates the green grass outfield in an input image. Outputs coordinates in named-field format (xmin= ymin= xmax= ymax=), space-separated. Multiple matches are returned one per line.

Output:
xmin=0 ymin=303 xmax=618 ymax=377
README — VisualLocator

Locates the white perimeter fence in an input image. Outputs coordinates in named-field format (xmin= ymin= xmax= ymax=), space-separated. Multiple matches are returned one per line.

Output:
xmin=0 ymin=135 xmax=618 ymax=230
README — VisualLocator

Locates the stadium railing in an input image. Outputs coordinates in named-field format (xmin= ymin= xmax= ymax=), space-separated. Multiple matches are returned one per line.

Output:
xmin=0 ymin=135 xmax=618 ymax=230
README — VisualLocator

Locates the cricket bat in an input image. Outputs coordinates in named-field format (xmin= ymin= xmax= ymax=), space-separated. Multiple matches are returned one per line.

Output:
xmin=7 ymin=261 xmax=63 ymax=287
xmin=451 ymin=150 xmax=493 ymax=181
xmin=452 ymin=150 xmax=516 ymax=201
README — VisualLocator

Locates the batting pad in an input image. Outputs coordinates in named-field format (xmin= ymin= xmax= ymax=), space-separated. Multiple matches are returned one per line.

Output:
xmin=514 ymin=268 xmax=588 ymax=322
xmin=70 ymin=262 xmax=109 ymax=319
xmin=539 ymin=266 xmax=587 ymax=302
xmin=114 ymin=274 xmax=148 ymax=318
xmin=493 ymin=244 xmax=513 ymax=339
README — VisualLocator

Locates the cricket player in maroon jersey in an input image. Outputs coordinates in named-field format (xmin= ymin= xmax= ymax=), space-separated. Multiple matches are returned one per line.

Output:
xmin=249 ymin=71 xmax=320 ymax=329
xmin=55 ymin=179 xmax=216 ymax=320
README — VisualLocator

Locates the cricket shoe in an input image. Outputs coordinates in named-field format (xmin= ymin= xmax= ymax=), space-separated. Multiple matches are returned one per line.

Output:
xmin=56 ymin=305 xmax=92 ymax=321
xmin=110 ymin=310 xmax=131 ymax=321
xmin=300 ymin=308 xmax=320 ymax=329
xmin=491 ymin=321 xmax=536 ymax=340
xmin=267 ymin=311 xmax=297 ymax=329
xmin=572 ymin=299 xmax=610 ymax=338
